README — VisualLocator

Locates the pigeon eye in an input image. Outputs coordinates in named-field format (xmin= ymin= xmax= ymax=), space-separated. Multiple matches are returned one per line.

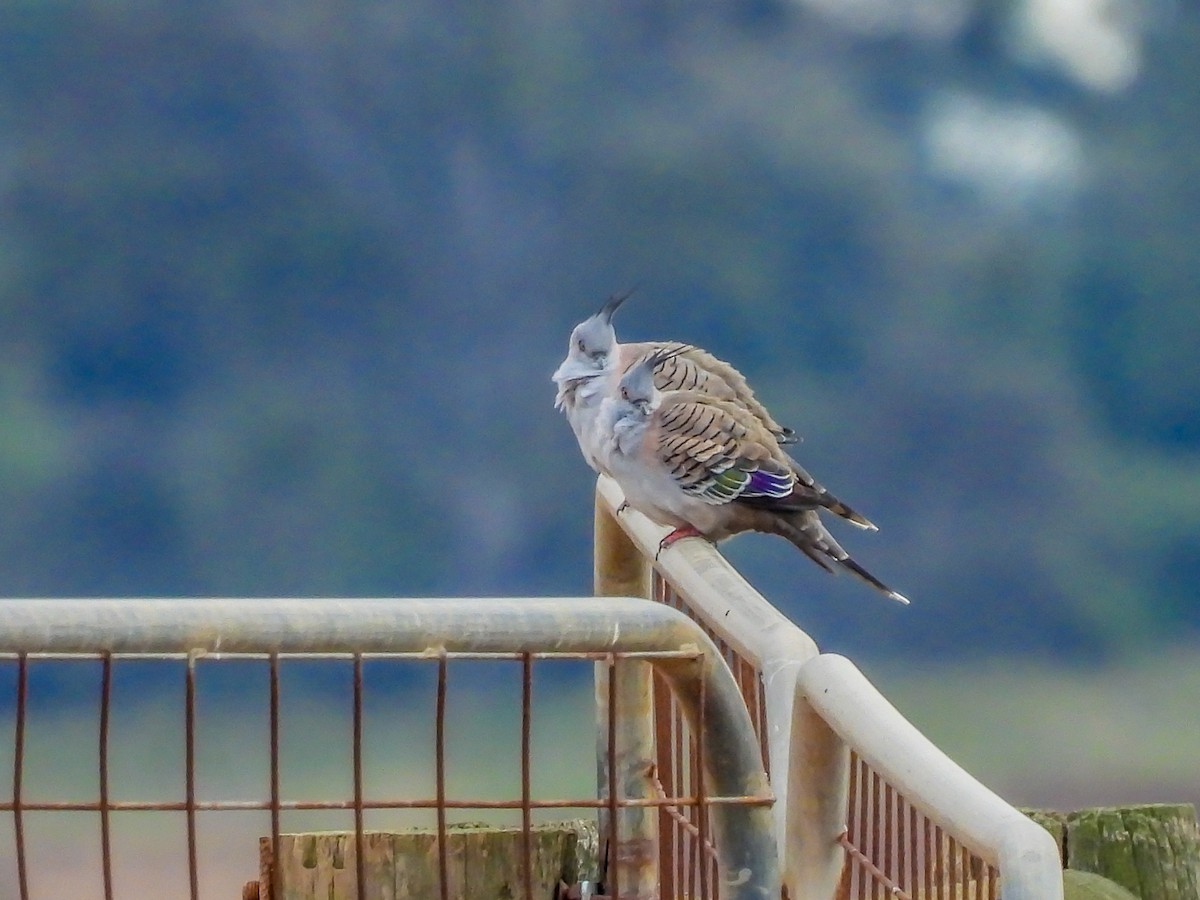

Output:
xmin=577 ymin=339 xmax=587 ymax=353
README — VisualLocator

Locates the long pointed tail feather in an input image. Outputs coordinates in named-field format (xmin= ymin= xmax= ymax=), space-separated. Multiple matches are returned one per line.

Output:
xmin=782 ymin=452 xmax=878 ymax=530
xmin=774 ymin=511 xmax=908 ymax=604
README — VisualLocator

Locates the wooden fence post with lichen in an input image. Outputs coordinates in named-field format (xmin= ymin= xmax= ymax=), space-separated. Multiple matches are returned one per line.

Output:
xmin=246 ymin=820 xmax=600 ymax=899
xmin=1025 ymin=804 xmax=1200 ymax=900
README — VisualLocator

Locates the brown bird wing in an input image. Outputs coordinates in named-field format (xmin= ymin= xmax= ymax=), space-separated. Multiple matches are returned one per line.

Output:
xmin=651 ymin=393 xmax=794 ymax=505
xmin=623 ymin=340 xmax=797 ymax=443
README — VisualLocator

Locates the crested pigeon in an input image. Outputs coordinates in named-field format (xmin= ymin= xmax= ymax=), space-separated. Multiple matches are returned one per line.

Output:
xmin=553 ymin=289 xmax=793 ymax=466
xmin=596 ymin=349 xmax=908 ymax=604
xmin=552 ymin=290 xmax=875 ymax=531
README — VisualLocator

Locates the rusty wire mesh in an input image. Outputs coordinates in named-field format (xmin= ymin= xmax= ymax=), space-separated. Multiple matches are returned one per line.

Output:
xmin=0 ymin=646 xmax=766 ymax=900
xmin=838 ymin=749 xmax=999 ymax=900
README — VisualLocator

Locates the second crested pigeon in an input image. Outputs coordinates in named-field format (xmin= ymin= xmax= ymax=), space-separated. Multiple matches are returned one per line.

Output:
xmin=596 ymin=349 xmax=908 ymax=604
xmin=552 ymin=290 xmax=874 ymax=530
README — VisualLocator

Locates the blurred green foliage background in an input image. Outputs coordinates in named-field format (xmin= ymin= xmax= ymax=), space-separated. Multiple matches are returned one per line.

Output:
xmin=0 ymin=0 xmax=1197 ymax=819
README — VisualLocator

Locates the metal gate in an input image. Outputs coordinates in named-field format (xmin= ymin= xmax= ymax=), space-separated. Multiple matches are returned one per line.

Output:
xmin=0 ymin=597 xmax=778 ymax=899
xmin=0 ymin=475 xmax=1064 ymax=900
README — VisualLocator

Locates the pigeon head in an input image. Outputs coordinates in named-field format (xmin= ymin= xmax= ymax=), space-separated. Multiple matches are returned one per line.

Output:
xmin=552 ymin=289 xmax=633 ymax=385
xmin=618 ymin=345 xmax=679 ymax=415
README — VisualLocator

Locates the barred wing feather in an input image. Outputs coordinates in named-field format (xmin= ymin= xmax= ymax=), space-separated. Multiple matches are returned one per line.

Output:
xmin=655 ymin=396 xmax=794 ymax=505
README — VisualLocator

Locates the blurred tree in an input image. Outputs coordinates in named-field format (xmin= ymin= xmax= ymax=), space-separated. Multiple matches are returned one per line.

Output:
xmin=0 ymin=0 xmax=1196 ymax=660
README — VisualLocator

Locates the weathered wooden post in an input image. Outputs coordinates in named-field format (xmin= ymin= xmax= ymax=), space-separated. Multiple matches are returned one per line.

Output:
xmin=1025 ymin=804 xmax=1200 ymax=900
xmin=249 ymin=821 xmax=599 ymax=899
xmin=594 ymin=487 xmax=659 ymax=899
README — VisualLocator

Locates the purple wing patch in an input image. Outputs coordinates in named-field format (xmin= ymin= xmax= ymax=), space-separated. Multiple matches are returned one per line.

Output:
xmin=745 ymin=467 xmax=793 ymax=498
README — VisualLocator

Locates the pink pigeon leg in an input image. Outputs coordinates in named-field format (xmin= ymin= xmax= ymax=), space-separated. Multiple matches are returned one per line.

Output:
xmin=657 ymin=525 xmax=703 ymax=556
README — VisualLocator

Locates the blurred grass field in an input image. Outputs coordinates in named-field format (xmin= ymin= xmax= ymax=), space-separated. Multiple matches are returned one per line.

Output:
xmin=873 ymin=643 xmax=1200 ymax=811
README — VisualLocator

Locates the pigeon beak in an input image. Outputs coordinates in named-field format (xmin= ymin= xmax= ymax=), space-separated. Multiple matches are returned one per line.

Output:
xmin=552 ymin=355 xmax=592 ymax=384
xmin=598 ymin=287 xmax=636 ymax=323
xmin=551 ymin=357 xmax=573 ymax=383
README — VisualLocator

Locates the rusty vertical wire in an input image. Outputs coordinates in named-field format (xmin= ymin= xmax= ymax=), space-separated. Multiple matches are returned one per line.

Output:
xmin=881 ymin=774 xmax=893 ymax=900
xmin=269 ymin=653 xmax=282 ymax=900
xmin=696 ymin=665 xmax=709 ymax=899
xmin=605 ymin=653 xmax=619 ymax=900
xmin=435 ymin=653 xmax=449 ymax=900
xmin=676 ymin=689 xmax=691 ymax=899
xmin=857 ymin=754 xmax=869 ymax=898
xmin=948 ymin=833 xmax=959 ymax=899
xmin=653 ymin=673 xmax=675 ymax=900
xmin=866 ymin=758 xmax=876 ymax=899
xmin=926 ymin=820 xmax=936 ymax=900
xmin=844 ymin=753 xmax=855 ymax=896
xmin=948 ymin=833 xmax=958 ymax=897
xmin=883 ymin=777 xmax=892 ymax=892
xmin=934 ymin=825 xmax=945 ymax=900
xmin=844 ymin=753 xmax=859 ymax=898
xmin=883 ymin=773 xmax=894 ymax=900
xmin=847 ymin=753 xmax=858 ymax=897
xmin=352 ymin=654 xmax=365 ymax=900
xmin=185 ymin=654 xmax=199 ymax=900
xmin=902 ymin=796 xmax=912 ymax=897
xmin=955 ymin=835 xmax=964 ymax=897
xmin=520 ymin=653 xmax=533 ymax=900
xmin=661 ymin=590 xmax=681 ymax=898
xmin=870 ymin=770 xmax=879 ymax=898
xmin=754 ymin=669 xmax=769 ymax=774
xmin=686 ymin=731 xmax=698 ymax=898
xmin=896 ymin=790 xmax=907 ymax=897
xmin=884 ymin=779 xmax=894 ymax=889
xmin=857 ymin=762 xmax=868 ymax=900
xmin=99 ymin=653 xmax=114 ymax=900
xmin=928 ymin=817 xmax=936 ymax=900
xmin=863 ymin=755 xmax=873 ymax=898
xmin=873 ymin=769 xmax=885 ymax=900
xmin=13 ymin=654 xmax=29 ymax=900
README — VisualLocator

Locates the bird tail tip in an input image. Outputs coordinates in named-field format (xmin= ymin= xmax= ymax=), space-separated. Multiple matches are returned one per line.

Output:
xmin=838 ymin=507 xmax=877 ymax=531
xmin=887 ymin=590 xmax=910 ymax=605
